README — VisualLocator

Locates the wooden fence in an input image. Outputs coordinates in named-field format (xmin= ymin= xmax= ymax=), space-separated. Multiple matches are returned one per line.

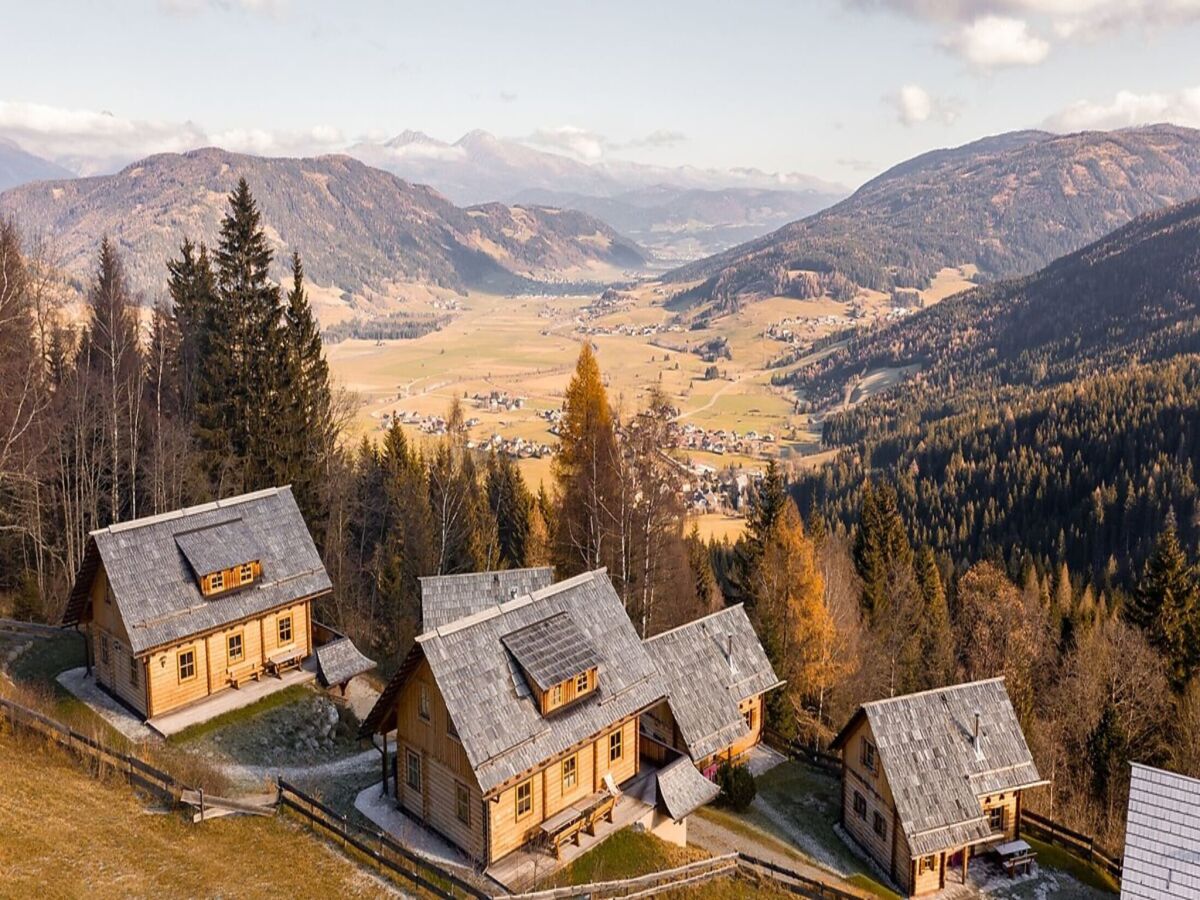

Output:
xmin=738 ymin=854 xmax=865 ymax=900
xmin=277 ymin=778 xmax=492 ymax=900
xmin=0 ymin=696 xmax=183 ymax=806
xmin=764 ymin=728 xmax=841 ymax=776
xmin=495 ymin=854 xmax=737 ymax=900
xmin=1021 ymin=809 xmax=1123 ymax=881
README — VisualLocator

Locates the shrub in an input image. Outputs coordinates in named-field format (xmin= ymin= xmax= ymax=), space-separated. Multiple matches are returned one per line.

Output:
xmin=715 ymin=761 xmax=756 ymax=811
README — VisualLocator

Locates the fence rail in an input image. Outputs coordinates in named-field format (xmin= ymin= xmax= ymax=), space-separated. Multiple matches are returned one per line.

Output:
xmin=277 ymin=778 xmax=491 ymax=900
xmin=0 ymin=696 xmax=183 ymax=805
xmin=496 ymin=853 xmax=737 ymax=900
xmin=1021 ymin=809 xmax=1123 ymax=881
xmin=737 ymin=853 xmax=863 ymax=900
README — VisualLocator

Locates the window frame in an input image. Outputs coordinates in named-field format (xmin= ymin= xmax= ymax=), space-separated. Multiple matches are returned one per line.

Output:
xmin=239 ymin=562 xmax=254 ymax=585
xmin=418 ymin=683 xmax=431 ymax=722
xmin=455 ymin=781 xmax=471 ymax=825
xmin=873 ymin=810 xmax=886 ymax=839
xmin=101 ymin=635 xmax=110 ymax=666
xmin=277 ymin=614 xmax=293 ymax=645
xmin=853 ymin=791 xmax=867 ymax=820
xmin=210 ymin=571 xmax=225 ymax=593
xmin=516 ymin=779 xmax=533 ymax=820
xmin=918 ymin=855 xmax=937 ymax=875
xmin=988 ymin=805 xmax=1005 ymax=832
xmin=405 ymin=750 xmax=422 ymax=792
xmin=609 ymin=728 xmax=623 ymax=763
xmin=575 ymin=671 xmax=589 ymax=694
xmin=227 ymin=630 xmax=244 ymax=663
xmin=562 ymin=754 xmax=578 ymax=791
xmin=861 ymin=737 xmax=876 ymax=772
xmin=177 ymin=648 xmax=197 ymax=683
xmin=552 ymin=683 xmax=563 ymax=706
xmin=129 ymin=651 xmax=139 ymax=686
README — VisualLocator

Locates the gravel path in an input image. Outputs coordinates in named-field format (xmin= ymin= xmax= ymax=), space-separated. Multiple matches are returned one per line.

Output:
xmin=216 ymin=744 xmax=383 ymax=782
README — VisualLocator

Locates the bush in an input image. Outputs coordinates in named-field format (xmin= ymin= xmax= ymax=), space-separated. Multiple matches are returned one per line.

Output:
xmin=715 ymin=761 xmax=756 ymax=811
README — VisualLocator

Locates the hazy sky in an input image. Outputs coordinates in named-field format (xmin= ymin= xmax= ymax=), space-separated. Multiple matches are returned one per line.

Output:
xmin=3 ymin=0 xmax=1200 ymax=186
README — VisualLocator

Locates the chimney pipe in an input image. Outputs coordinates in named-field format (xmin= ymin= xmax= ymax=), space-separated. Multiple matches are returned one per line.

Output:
xmin=726 ymin=632 xmax=734 ymax=663
xmin=973 ymin=711 xmax=981 ymax=744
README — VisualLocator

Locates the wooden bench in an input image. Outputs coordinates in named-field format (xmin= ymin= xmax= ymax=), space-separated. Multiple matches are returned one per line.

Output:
xmin=539 ymin=789 xmax=620 ymax=859
xmin=995 ymin=839 xmax=1036 ymax=877
xmin=227 ymin=663 xmax=260 ymax=689
xmin=265 ymin=648 xmax=303 ymax=677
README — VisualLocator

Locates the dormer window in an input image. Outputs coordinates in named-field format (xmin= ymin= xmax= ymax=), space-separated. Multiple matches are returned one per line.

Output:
xmin=209 ymin=571 xmax=225 ymax=592
xmin=174 ymin=517 xmax=263 ymax=597
xmin=500 ymin=611 xmax=602 ymax=718
xmin=239 ymin=563 xmax=254 ymax=585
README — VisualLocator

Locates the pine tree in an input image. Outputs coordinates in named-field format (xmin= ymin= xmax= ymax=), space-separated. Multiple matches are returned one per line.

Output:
xmin=486 ymin=452 xmax=534 ymax=568
xmin=914 ymin=545 xmax=954 ymax=689
xmin=167 ymin=238 xmax=217 ymax=424
xmin=854 ymin=481 xmax=913 ymax=624
xmin=278 ymin=251 xmax=335 ymax=522
xmin=1132 ymin=516 xmax=1199 ymax=690
xmin=553 ymin=343 xmax=620 ymax=575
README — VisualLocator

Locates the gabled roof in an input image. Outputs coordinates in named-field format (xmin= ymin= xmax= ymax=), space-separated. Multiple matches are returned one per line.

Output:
xmin=174 ymin=517 xmax=263 ymax=578
xmin=420 ymin=567 xmax=554 ymax=630
xmin=643 ymin=605 xmax=783 ymax=762
xmin=61 ymin=487 xmax=331 ymax=655
xmin=831 ymin=678 xmax=1047 ymax=858
xmin=362 ymin=570 xmax=665 ymax=797
xmin=500 ymin=611 xmax=602 ymax=692
xmin=1122 ymin=763 xmax=1200 ymax=900
xmin=655 ymin=755 xmax=721 ymax=821
xmin=315 ymin=637 xmax=375 ymax=688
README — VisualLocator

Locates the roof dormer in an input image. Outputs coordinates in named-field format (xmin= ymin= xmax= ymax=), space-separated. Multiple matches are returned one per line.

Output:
xmin=173 ymin=517 xmax=263 ymax=597
xmin=501 ymin=611 xmax=601 ymax=716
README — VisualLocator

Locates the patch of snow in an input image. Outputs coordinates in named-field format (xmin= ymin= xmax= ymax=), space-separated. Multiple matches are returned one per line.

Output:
xmin=354 ymin=781 xmax=475 ymax=874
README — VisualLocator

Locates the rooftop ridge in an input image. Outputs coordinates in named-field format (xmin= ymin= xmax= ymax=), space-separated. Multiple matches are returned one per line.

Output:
xmin=643 ymin=603 xmax=746 ymax=643
xmin=1130 ymin=761 xmax=1200 ymax=788
xmin=862 ymin=675 xmax=1007 ymax=710
xmin=418 ymin=566 xmax=552 ymax=584
xmin=94 ymin=486 xmax=286 ymax=536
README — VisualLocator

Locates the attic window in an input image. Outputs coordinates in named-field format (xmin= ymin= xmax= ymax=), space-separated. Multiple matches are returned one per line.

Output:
xmin=500 ymin=611 xmax=602 ymax=717
xmin=173 ymin=517 xmax=263 ymax=597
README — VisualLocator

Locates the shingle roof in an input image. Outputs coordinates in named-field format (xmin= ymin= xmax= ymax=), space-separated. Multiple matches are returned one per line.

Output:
xmin=831 ymin=678 xmax=1046 ymax=858
xmin=316 ymin=637 xmax=375 ymax=687
xmin=173 ymin=517 xmax=263 ymax=578
xmin=420 ymin=568 xmax=554 ymax=630
xmin=643 ymin=605 xmax=783 ymax=762
xmin=363 ymin=569 xmax=665 ymax=797
xmin=61 ymin=486 xmax=331 ymax=655
xmin=500 ymin=611 xmax=602 ymax=692
xmin=1122 ymin=763 xmax=1200 ymax=900
xmin=656 ymin=755 xmax=720 ymax=821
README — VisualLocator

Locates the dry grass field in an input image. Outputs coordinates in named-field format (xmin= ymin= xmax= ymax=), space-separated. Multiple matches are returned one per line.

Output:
xmin=0 ymin=731 xmax=402 ymax=898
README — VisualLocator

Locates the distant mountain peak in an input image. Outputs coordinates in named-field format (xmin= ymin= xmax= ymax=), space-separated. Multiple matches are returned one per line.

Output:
xmin=385 ymin=130 xmax=446 ymax=148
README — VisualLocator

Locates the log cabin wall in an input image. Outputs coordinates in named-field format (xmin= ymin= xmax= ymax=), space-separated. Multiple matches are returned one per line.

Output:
xmin=88 ymin=567 xmax=147 ymax=716
xmin=840 ymin=716 xmax=906 ymax=890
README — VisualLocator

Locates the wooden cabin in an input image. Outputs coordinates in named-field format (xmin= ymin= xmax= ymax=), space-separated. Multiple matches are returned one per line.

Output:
xmin=60 ymin=487 xmax=335 ymax=722
xmin=830 ymin=678 xmax=1048 ymax=896
xmin=360 ymin=570 xmax=669 ymax=868
xmin=1121 ymin=764 xmax=1200 ymax=900
xmin=640 ymin=605 xmax=783 ymax=775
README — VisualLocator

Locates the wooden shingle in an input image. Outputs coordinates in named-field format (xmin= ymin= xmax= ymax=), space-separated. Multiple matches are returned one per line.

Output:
xmin=1122 ymin=763 xmax=1200 ymax=900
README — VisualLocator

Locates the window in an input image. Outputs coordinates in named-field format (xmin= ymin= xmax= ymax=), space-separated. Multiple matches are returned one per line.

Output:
xmin=405 ymin=750 xmax=421 ymax=791
xmin=873 ymin=811 xmax=886 ymax=839
xmin=455 ymin=782 xmax=470 ymax=825
xmin=552 ymin=683 xmax=563 ymax=706
xmin=918 ymin=855 xmax=937 ymax=875
xmin=418 ymin=684 xmax=431 ymax=721
xmin=447 ymin=715 xmax=459 ymax=741
xmin=988 ymin=805 xmax=1005 ymax=833
xmin=227 ymin=632 xmax=244 ymax=663
xmin=178 ymin=648 xmax=196 ymax=682
xmin=129 ymin=653 xmax=139 ymax=686
xmin=210 ymin=571 xmax=225 ymax=593
xmin=562 ymin=755 xmax=577 ymax=791
xmin=101 ymin=636 xmax=110 ymax=665
xmin=278 ymin=615 xmax=293 ymax=645
xmin=516 ymin=779 xmax=533 ymax=819
xmin=576 ymin=671 xmax=589 ymax=694
xmin=239 ymin=563 xmax=254 ymax=584
xmin=861 ymin=737 xmax=876 ymax=772
xmin=853 ymin=791 xmax=867 ymax=820
xmin=609 ymin=729 xmax=623 ymax=763
xmin=744 ymin=707 xmax=755 ymax=731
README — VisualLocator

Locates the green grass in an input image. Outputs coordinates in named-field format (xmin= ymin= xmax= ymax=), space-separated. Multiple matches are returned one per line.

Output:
xmin=7 ymin=632 xmax=87 ymax=686
xmin=1023 ymin=836 xmax=1120 ymax=895
xmin=169 ymin=684 xmax=313 ymax=744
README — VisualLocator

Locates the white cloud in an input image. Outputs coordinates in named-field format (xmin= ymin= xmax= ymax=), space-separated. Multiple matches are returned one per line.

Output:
xmin=1045 ymin=85 xmax=1200 ymax=131
xmin=158 ymin=0 xmax=287 ymax=16
xmin=945 ymin=15 xmax=1050 ymax=67
xmin=0 ymin=100 xmax=343 ymax=175
xmin=525 ymin=125 xmax=608 ymax=161
xmin=887 ymin=84 xmax=962 ymax=125
xmin=626 ymin=129 xmax=687 ymax=149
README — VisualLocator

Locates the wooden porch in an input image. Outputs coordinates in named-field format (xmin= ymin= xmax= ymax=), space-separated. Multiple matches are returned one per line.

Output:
xmin=485 ymin=767 xmax=658 ymax=892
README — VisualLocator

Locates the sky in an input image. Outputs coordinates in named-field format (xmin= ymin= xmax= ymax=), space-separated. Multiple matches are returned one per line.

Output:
xmin=2 ymin=0 xmax=1200 ymax=187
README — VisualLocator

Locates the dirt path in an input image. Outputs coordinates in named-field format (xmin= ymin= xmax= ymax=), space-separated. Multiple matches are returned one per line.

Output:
xmin=689 ymin=811 xmax=874 ymax=899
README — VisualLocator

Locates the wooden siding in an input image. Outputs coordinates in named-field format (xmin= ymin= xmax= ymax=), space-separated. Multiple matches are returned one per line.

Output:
xmin=728 ymin=694 xmax=765 ymax=759
xmin=88 ymin=568 xmax=149 ymax=716
xmin=200 ymin=560 xmax=262 ymax=597
xmin=840 ymin=716 xmax=903 ymax=888
xmin=538 ymin=667 xmax=596 ymax=715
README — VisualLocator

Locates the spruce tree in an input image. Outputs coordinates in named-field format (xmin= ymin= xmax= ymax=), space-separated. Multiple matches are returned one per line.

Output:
xmin=487 ymin=452 xmax=534 ymax=568
xmin=168 ymin=238 xmax=217 ymax=424
xmin=914 ymin=545 xmax=954 ymax=689
xmin=1132 ymin=516 xmax=1199 ymax=690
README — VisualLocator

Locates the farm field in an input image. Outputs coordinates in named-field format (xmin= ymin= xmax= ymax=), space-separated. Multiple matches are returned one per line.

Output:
xmin=325 ymin=268 xmax=972 ymax=488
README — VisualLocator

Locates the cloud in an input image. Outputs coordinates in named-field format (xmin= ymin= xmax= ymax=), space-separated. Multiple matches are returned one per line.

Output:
xmin=0 ymin=100 xmax=343 ymax=175
xmin=945 ymin=15 xmax=1050 ymax=67
xmin=626 ymin=129 xmax=687 ymax=149
xmin=498 ymin=91 xmax=519 ymax=103
xmin=158 ymin=0 xmax=287 ymax=15
xmin=888 ymin=84 xmax=962 ymax=125
xmin=1045 ymin=85 xmax=1200 ymax=131
xmin=524 ymin=126 xmax=685 ymax=160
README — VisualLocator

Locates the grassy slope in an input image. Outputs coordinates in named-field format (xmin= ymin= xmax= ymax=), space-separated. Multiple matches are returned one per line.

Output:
xmin=0 ymin=731 xmax=399 ymax=898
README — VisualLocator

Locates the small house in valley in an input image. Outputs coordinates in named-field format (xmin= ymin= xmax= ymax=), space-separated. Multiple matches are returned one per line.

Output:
xmin=830 ymin=678 xmax=1047 ymax=896
xmin=1121 ymin=763 xmax=1200 ymax=900
xmin=61 ymin=486 xmax=366 ymax=729
xmin=360 ymin=569 xmax=720 ymax=883
xmin=640 ymin=605 xmax=783 ymax=775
